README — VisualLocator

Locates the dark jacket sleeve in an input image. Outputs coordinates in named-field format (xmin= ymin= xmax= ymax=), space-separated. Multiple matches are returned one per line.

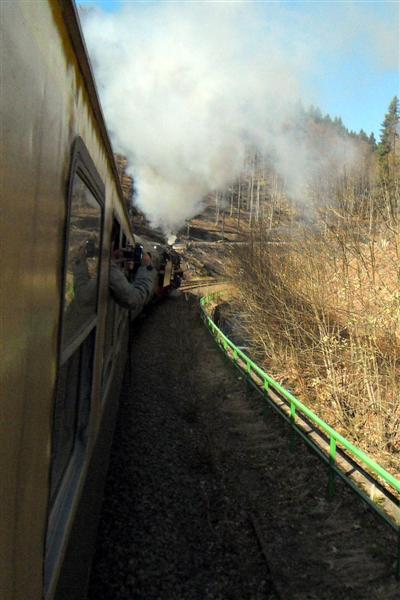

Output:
xmin=109 ymin=262 xmax=157 ymax=313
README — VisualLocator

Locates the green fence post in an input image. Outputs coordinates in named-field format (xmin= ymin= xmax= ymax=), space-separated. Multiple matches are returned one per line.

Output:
xmin=327 ymin=437 xmax=337 ymax=499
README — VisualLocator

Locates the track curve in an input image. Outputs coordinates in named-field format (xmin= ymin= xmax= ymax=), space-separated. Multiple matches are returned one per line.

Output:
xmin=88 ymin=294 xmax=398 ymax=599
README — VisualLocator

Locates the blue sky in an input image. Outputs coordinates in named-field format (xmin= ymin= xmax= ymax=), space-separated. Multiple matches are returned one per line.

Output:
xmin=79 ymin=0 xmax=399 ymax=139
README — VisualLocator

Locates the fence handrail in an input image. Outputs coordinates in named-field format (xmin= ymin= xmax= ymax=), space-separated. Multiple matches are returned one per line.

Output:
xmin=200 ymin=294 xmax=400 ymax=497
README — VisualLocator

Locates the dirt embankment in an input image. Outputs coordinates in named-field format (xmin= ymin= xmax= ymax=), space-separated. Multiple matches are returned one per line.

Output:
xmin=88 ymin=294 xmax=398 ymax=600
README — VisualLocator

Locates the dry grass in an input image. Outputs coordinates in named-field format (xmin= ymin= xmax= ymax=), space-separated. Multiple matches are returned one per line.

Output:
xmin=228 ymin=212 xmax=400 ymax=479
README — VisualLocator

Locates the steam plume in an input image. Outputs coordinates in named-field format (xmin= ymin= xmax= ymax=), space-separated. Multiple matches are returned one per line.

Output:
xmin=80 ymin=2 xmax=394 ymax=233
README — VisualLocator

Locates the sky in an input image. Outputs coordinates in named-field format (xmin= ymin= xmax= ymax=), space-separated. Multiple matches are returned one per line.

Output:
xmin=79 ymin=0 xmax=399 ymax=140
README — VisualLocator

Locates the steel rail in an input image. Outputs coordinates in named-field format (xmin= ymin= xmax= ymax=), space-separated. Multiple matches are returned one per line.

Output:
xmin=200 ymin=292 xmax=400 ymax=579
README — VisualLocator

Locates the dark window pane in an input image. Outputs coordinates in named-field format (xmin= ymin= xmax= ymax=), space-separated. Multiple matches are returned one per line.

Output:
xmin=50 ymin=348 xmax=81 ymax=501
xmin=50 ymin=328 xmax=96 ymax=502
xmin=77 ymin=329 xmax=95 ymax=442
xmin=62 ymin=174 xmax=102 ymax=352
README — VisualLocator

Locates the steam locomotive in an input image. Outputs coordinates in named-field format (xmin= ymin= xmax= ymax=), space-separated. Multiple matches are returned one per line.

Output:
xmin=0 ymin=2 xmax=179 ymax=599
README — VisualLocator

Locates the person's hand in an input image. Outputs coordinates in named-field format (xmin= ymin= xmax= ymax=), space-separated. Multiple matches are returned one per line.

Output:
xmin=141 ymin=252 xmax=153 ymax=267
xmin=112 ymin=247 xmax=124 ymax=261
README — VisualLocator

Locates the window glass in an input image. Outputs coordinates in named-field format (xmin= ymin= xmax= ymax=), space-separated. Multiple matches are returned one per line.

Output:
xmin=62 ymin=173 xmax=102 ymax=352
xmin=50 ymin=328 xmax=96 ymax=502
xmin=50 ymin=348 xmax=80 ymax=501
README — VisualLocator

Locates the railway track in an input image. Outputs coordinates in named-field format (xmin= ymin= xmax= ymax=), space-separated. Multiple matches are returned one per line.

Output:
xmin=90 ymin=294 xmax=399 ymax=599
xmin=89 ymin=295 xmax=280 ymax=599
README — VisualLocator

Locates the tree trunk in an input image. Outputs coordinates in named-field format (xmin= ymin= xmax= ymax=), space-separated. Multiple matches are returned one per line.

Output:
xmin=215 ymin=191 xmax=219 ymax=226
xmin=255 ymin=179 xmax=260 ymax=222
xmin=249 ymin=175 xmax=254 ymax=225
xmin=237 ymin=179 xmax=242 ymax=232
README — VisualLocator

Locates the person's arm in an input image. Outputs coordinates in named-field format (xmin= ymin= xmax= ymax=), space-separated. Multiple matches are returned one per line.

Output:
xmin=109 ymin=261 xmax=157 ymax=311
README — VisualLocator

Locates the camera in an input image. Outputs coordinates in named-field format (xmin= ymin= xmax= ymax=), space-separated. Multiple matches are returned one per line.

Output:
xmin=122 ymin=243 xmax=143 ymax=263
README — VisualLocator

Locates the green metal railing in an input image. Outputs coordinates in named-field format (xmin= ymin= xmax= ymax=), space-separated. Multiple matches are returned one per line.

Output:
xmin=200 ymin=293 xmax=400 ymax=579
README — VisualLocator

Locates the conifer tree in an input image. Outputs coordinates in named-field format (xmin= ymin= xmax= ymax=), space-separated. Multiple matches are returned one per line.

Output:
xmin=377 ymin=96 xmax=399 ymax=178
xmin=358 ymin=129 xmax=369 ymax=143
xmin=368 ymin=132 xmax=377 ymax=150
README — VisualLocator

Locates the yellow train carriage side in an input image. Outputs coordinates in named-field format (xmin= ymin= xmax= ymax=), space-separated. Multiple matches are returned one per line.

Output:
xmin=1 ymin=2 xmax=133 ymax=599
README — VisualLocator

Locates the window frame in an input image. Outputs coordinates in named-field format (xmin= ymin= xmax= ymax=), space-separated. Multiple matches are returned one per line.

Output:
xmin=59 ymin=136 xmax=105 ymax=365
xmin=45 ymin=137 xmax=106 ymax=598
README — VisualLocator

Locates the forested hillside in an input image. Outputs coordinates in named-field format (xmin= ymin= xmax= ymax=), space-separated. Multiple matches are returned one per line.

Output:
xmin=206 ymin=97 xmax=400 ymax=477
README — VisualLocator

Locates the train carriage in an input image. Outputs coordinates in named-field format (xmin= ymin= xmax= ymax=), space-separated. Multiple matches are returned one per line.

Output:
xmin=0 ymin=2 xmax=156 ymax=598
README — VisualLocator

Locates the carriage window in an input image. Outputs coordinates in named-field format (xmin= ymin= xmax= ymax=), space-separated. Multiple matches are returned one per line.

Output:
xmin=46 ymin=140 xmax=105 ymax=592
xmin=62 ymin=174 xmax=102 ymax=354
xmin=50 ymin=140 xmax=104 ymax=502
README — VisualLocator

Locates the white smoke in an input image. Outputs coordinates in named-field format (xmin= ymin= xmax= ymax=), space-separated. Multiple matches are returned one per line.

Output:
xmin=80 ymin=1 xmax=393 ymax=233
